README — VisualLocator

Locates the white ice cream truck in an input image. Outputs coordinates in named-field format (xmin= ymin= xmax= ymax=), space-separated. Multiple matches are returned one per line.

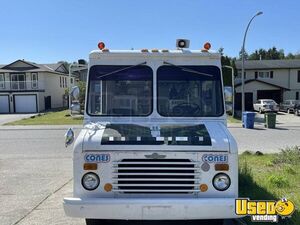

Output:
xmin=63 ymin=40 xmax=239 ymax=225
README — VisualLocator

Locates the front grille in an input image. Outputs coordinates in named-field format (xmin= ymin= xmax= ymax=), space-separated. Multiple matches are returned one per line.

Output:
xmin=112 ymin=159 xmax=199 ymax=194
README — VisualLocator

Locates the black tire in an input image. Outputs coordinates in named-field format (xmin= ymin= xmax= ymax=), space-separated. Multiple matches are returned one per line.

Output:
xmin=287 ymin=108 xmax=291 ymax=114
xmin=85 ymin=219 xmax=101 ymax=225
xmin=86 ymin=219 xmax=104 ymax=225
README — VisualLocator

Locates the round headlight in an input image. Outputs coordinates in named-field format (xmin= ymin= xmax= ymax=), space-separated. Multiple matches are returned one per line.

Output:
xmin=212 ymin=173 xmax=231 ymax=191
xmin=82 ymin=172 xmax=100 ymax=191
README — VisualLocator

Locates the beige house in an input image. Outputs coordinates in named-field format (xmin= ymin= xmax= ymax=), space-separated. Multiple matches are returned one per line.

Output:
xmin=0 ymin=60 xmax=76 ymax=113
xmin=235 ymin=60 xmax=300 ymax=110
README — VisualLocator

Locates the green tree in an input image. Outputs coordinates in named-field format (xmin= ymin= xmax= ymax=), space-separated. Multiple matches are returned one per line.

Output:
xmin=286 ymin=53 xmax=296 ymax=59
xmin=248 ymin=47 xmax=285 ymax=60
xmin=219 ymin=48 xmax=235 ymax=86
xmin=238 ymin=49 xmax=249 ymax=60
xmin=77 ymin=81 xmax=86 ymax=109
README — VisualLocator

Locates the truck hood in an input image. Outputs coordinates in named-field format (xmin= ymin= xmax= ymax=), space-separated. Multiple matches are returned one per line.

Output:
xmin=82 ymin=122 xmax=231 ymax=152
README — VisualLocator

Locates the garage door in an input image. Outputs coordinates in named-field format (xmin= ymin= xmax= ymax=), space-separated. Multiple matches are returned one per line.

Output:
xmin=14 ymin=95 xmax=37 ymax=113
xmin=257 ymin=90 xmax=281 ymax=104
xmin=0 ymin=95 xmax=10 ymax=113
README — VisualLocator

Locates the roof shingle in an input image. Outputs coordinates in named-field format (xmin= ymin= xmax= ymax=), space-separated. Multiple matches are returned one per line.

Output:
xmin=235 ymin=59 xmax=300 ymax=70
xmin=0 ymin=60 xmax=69 ymax=74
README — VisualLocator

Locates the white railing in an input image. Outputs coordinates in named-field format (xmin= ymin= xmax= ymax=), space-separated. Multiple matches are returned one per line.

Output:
xmin=0 ymin=81 xmax=44 ymax=91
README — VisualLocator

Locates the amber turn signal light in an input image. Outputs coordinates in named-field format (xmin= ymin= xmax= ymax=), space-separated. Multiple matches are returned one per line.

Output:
xmin=104 ymin=183 xmax=113 ymax=192
xmin=200 ymin=184 xmax=208 ymax=192
xmin=215 ymin=164 xmax=229 ymax=171
xmin=83 ymin=163 xmax=97 ymax=170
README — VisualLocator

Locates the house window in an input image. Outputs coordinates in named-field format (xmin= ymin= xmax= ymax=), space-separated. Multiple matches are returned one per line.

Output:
xmin=65 ymin=77 xmax=68 ymax=88
xmin=60 ymin=77 xmax=62 ymax=87
xmin=237 ymin=71 xmax=246 ymax=79
xmin=62 ymin=77 xmax=65 ymax=88
xmin=258 ymin=71 xmax=270 ymax=78
xmin=0 ymin=73 xmax=4 ymax=89
xmin=298 ymin=71 xmax=300 ymax=83
xmin=31 ymin=73 xmax=38 ymax=89
xmin=296 ymin=92 xmax=299 ymax=100
xmin=11 ymin=74 xmax=25 ymax=90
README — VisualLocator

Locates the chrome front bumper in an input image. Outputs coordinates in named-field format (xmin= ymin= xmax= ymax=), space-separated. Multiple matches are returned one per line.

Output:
xmin=63 ymin=197 xmax=238 ymax=220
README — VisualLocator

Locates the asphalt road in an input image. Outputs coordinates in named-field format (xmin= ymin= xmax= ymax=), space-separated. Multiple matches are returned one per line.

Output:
xmin=0 ymin=119 xmax=299 ymax=225
xmin=229 ymin=112 xmax=300 ymax=153
xmin=0 ymin=128 xmax=82 ymax=225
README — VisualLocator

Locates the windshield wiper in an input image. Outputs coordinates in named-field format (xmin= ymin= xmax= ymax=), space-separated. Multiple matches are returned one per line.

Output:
xmin=163 ymin=61 xmax=213 ymax=77
xmin=97 ymin=62 xmax=147 ymax=78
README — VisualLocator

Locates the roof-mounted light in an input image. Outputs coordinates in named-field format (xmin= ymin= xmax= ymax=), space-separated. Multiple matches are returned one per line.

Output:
xmin=202 ymin=42 xmax=211 ymax=52
xmin=98 ymin=42 xmax=105 ymax=50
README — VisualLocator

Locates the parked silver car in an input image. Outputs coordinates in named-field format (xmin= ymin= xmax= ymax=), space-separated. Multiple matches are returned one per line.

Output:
xmin=294 ymin=102 xmax=300 ymax=116
xmin=279 ymin=100 xmax=299 ymax=113
xmin=253 ymin=99 xmax=279 ymax=114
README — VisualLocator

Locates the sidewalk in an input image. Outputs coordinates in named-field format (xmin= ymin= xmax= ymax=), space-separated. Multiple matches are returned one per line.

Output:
xmin=0 ymin=125 xmax=83 ymax=130
xmin=0 ymin=114 xmax=37 ymax=125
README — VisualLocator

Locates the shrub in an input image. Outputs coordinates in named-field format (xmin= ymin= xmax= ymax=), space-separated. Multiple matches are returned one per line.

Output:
xmin=272 ymin=146 xmax=300 ymax=165
xmin=241 ymin=150 xmax=253 ymax=155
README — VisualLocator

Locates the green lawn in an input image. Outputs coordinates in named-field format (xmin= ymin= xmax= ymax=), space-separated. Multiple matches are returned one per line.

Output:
xmin=5 ymin=110 xmax=83 ymax=125
xmin=227 ymin=115 xmax=241 ymax=123
xmin=239 ymin=147 xmax=300 ymax=225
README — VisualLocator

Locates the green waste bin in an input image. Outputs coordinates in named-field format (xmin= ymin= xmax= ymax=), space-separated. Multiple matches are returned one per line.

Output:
xmin=265 ymin=113 xmax=276 ymax=128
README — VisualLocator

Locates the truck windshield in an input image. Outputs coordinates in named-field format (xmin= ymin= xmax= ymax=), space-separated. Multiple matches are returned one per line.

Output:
xmin=87 ymin=65 xmax=153 ymax=116
xmin=157 ymin=65 xmax=224 ymax=117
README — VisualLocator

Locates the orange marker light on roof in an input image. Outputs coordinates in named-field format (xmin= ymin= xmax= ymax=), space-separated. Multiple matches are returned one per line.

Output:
xmin=98 ymin=42 xmax=105 ymax=50
xmin=204 ymin=42 xmax=211 ymax=50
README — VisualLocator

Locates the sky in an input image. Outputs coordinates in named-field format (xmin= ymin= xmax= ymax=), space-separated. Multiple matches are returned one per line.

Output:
xmin=1 ymin=0 xmax=300 ymax=64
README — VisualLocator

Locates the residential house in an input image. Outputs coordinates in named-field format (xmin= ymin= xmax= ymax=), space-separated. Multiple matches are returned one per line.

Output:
xmin=235 ymin=60 xmax=300 ymax=110
xmin=0 ymin=60 xmax=76 ymax=113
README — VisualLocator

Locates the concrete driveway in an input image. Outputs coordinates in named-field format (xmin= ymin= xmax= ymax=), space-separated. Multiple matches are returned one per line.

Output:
xmin=0 ymin=114 xmax=37 ymax=125
xmin=255 ymin=111 xmax=300 ymax=127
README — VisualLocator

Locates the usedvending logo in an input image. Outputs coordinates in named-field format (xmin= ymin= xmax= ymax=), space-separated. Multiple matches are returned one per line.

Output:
xmin=202 ymin=154 xmax=228 ymax=163
xmin=85 ymin=153 xmax=110 ymax=163
xmin=235 ymin=198 xmax=295 ymax=222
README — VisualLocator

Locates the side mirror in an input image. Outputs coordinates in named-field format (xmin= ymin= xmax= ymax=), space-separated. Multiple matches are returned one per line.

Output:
xmin=70 ymin=86 xmax=80 ymax=101
xmin=65 ymin=128 xmax=74 ymax=147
